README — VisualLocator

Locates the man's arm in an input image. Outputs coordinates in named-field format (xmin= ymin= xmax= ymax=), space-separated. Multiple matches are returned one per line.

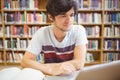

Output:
xmin=63 ymin=44 xmax=87 ymax=70
xmin=56 ymin=44 xmax=87 ymax=75
xmin=21 ymin=44 xmax=86 ymax=75
xmin=21 ymin=51 xmax=76 ymax=76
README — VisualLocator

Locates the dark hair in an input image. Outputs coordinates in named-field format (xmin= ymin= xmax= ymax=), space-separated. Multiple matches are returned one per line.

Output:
xmin=46 ymin=0 xmax=78 ymax=17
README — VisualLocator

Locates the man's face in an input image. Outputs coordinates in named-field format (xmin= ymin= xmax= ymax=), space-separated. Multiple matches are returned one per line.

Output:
xmin=53 ymin=7 xmax=75 ymax=32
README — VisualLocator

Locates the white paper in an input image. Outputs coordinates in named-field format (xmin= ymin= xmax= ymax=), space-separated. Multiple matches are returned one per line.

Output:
xmin=0 ymin=67 xmax=45 ymax=80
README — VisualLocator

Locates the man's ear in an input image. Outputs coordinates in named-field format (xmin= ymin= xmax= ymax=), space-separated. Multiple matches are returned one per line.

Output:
xmin=47 ymin=14 xmax=54 ymax=21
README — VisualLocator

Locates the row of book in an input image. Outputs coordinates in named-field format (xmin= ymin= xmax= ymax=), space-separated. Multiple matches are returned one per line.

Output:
xmin=87 ymin=40 xmax=98 ymax=50
xmin=85 ymin=26 xmax=100 ymax=37
xmin=1 ymin=52 xmax=120 ymax=63
xmin=0 ymin=40 xmax=3 ymax=49
xmin=4 ymin=25 xmax=41 ymax=37
xmin=78 ymin=12 xmax=120 ymax=24
xmin=104 ymin=12 xmax=120 ymax=24
xmin=3 ymin=0 xmax=120 ymax=10
xmin=78 ymin=13 xmax=101 ymax=24
xmin=76 ymin=0 xmax=102 ymax=10
xmin=0 ymin=13 xmax=1 ymax=23
xmin=3 ymin=25 xmax=120 ymax=38
xmin=4 ymin=12 xmax=25 ymax=23
xmin=104 ymin=26 xmax=120 ymax=37
xmin=85 ymin=52 xmax=94 ymax=63
xmin=0 ymin=52 xmax=95 ymax=63
xmin=6 ymin=52 xmax=24 ymax=63
xmin=87 ymin=39 xmax=120 ymax=50
xmin=103 ymin=53 xmax=120 ymax=62
xmin=104 ymin=40 xmax=120 ymax=50
xmin=0 ymin=26 xmax=3 ymax=37
xmin=86 ymin=52 xmax=120 ymax=63
xmin=4 ymin=12 xmax=46 ymax=24
xmin=5 ymin=25 xmax=24 ymax=37
xmin=4 ymin=0 xmax=40 ymax=10
xmin=26 ymin=12 xmax=46 ymax=24
xmin=1 ymin=39 xmax=120 ymax=51
xmin=1 ymin=52 xmax=95 ymax=63
xmin=104 ymin=0 xmax=120 ymax=10
xmin=5 ymin=39 xmax=28 ymax=50
xmin=36 ymin=52 xmax=95 ymax=64
xmin=76 ymin=0 xmax=120 ymax=10
xmin=2 ymin=12 xmax=120 ymax=24
xmin=0 ymin=52 xmax=3 ymax=62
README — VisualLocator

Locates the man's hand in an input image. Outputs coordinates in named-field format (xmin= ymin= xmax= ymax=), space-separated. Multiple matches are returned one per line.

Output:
xmin=45 ymin=62 xmax=76 ymax=76
xmin=60 ymin=62 xmax=76 ymax=75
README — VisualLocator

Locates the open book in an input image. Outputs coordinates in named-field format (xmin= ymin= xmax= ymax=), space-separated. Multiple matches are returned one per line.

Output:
xmin=0 ymin=67 xmax=45 ymax=80
xmin=0 ymin=67 xmax=81 ymax=80
xmin=0 ymin=67 xmax=79 ymax=80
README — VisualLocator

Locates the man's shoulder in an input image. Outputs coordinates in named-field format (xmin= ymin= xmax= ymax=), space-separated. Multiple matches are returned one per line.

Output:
xmin=72 ymin=24 xmax=85 ymax=30
xmin=37 ymin=25 xmax=52 ymax=33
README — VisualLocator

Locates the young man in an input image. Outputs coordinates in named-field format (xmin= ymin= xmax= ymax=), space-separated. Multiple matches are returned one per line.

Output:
xmin=21 ymin=0 xmax=88 ymax=76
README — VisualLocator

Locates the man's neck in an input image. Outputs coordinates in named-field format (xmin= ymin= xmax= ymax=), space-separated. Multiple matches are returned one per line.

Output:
xmin=53 ymin=27 xmax=67 ymax=42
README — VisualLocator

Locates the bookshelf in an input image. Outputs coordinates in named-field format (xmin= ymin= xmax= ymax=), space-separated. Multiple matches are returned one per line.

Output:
xmin=0 ymin=0 xmax=50 ymax=66
xmin=76 ymin=0 xmax=104 ymax=65
xmin=102 ymin=0 xmax=120 ymax=63
xmin=77 ymin=0 xmax=120 ymax=65
xmin=0 ymin=0 xmax=120 ymax=66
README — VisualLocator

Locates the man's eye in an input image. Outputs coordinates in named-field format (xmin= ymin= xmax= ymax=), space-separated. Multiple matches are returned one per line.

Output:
xmin=61 ymin=15 xmax=66 ymax=17
xmin=70 ymin=14 xmax=74 ymax=17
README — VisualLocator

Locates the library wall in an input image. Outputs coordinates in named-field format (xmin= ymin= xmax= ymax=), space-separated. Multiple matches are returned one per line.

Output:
xmin=0 ymin=0 xmax=120 ymax=66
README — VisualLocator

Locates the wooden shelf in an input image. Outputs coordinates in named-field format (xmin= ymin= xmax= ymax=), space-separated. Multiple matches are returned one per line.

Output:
xmin=85 ymin=61 xmax=101 ymax=66
xmin=6 ymin=62 xmax=21 ymax=65
xmin=0 ymin=0 xmax=120 ymax=66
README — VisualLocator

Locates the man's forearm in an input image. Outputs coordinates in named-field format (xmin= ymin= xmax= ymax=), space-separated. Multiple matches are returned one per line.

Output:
xmin=21 ymin=58 xmax=64 ymax=75
xmin=63 ymin=59 xmax=85 ymax=70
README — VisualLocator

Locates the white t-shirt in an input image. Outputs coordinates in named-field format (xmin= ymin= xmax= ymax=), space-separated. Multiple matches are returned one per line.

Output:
xmin=26 ymin=25 xmax=88 ymax=63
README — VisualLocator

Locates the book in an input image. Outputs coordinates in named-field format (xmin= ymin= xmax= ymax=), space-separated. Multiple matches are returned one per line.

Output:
xmin=0 ymin=67 xmax=45 ymax=80
xmin=0 ymin=67 xmax=79 ymax=80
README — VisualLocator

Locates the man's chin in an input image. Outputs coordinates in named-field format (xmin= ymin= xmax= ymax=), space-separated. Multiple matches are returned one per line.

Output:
xmin=63 ymin=28 xmax=71 ymax=32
